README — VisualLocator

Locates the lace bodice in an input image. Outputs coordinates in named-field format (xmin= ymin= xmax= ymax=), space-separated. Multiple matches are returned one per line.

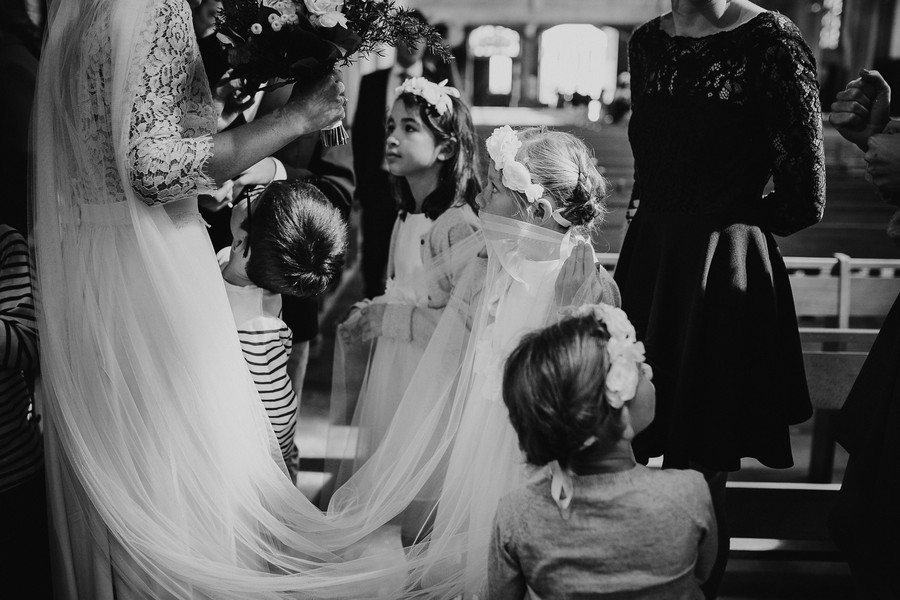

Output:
xmin=626 ymin=12 xmax=825 ymax=236
xmin=74 ymin=0 xmax=216 ymax=207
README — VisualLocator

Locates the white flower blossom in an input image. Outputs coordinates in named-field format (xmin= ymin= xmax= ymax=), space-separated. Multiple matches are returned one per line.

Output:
xmin=304 ymin=0 xmax=344 ymax=16
xmin=271 ymin=19 xmax=283 ymax=31
xmin=561 ymin=302 xmax=650 ymax=408
xmin=250 ymin=22 xmax=263 ymax=34
xmin=500 ymin=160 xmax=532 ymax=194
xmin=394 ymin=78 xmax=461 ymax=116
xmin=315 ymin=10 xmax=348 ymax=28
xmin=524 ymin=183 xmax=544 ymax=203
xmin=484 ymin=126 xmax=548 ymax=206
xmin=485 ymin=125 xmax=521 ymax=172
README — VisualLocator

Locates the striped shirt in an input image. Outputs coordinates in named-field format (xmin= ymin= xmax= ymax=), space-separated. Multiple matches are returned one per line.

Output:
xmin=218 ymin=251 xmax=298 ymax=472
xmin=0 ymin=225 xmax=42 ymax=492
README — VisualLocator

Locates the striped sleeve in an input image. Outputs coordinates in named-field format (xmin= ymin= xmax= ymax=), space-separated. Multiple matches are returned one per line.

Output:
xmin=0 ymin=227 xmax=37 ymax=371
xmin=0 ymin=226 xmax=42 ymax=492
xmin=236 ymin=319 xmax=298 ymax=463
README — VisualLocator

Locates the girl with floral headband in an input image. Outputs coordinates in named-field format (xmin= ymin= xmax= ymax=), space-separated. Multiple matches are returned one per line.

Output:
xmin=332 ymin=77 xmax=482 ymax=538
xmin=317 ymin=125 xmax=623 ymax=597
xmin=489 ymin=304 xmax=717 ymax=599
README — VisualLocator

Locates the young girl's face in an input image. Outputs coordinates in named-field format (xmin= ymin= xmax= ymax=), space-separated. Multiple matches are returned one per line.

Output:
xmin=384 ymin=100 xmax=444 ymax=180
xmin=476 ymin=165 xmax=526 ymax=220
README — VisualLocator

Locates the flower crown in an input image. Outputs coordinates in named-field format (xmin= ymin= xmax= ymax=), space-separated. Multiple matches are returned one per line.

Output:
xmin=484 ymin=126 xmax=572 ymax=228
xmin=561 ymin=303 xmax=652 ymax=408
xmin=395 ymin=77 xmax=460 ymax=116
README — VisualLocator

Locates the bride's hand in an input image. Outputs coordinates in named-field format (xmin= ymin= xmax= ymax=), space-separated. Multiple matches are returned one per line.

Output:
xmin=198 ymin=180 xmax=234 ymax=213
xmin=285 ymin=69 xmax=347 ymax=135
xmin=231 ymin=157 xmax=279 ymax=200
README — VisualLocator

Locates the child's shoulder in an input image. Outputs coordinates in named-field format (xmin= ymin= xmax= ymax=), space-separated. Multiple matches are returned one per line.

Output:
xmin=641 ymin=467 xmax=713 ymax=521
xmin=429 ymin=204 xmax=482 ymax=250
xmin=433 ymin=203 xmax=480 ymax=230
xmin=496 ymin=473 xmax=553 ymax=522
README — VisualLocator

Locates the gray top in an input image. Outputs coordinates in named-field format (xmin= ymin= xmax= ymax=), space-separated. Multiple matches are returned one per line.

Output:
xmin=488 ymin=464 xmax=716 ymax=600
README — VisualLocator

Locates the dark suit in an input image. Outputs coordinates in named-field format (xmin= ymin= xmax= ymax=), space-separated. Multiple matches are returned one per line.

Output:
xmin=351 ymin=64 xmax=437 ymax=298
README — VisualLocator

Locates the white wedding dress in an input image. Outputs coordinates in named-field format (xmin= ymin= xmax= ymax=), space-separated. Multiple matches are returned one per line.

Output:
xmin=34 ymin=1 xmax=618 ymax=598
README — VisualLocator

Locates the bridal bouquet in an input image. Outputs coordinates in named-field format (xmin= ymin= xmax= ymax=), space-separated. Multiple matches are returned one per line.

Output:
xmin=219 ymin=0 xmax=450 ymax=145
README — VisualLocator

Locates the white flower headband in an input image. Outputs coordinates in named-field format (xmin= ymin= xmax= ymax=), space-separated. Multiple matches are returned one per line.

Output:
xmin=549 ymin=303 xmax=653 ymax=513
xmin=395 ymin=77 xmax=460 ymax=116
xmin=484 ymin=126 xmax=572 ymax=228
xmin=563 ymin=302 xmax=652 ymax=409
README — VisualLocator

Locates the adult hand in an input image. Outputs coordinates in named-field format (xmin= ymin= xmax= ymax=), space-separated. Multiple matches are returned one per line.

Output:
xmin=865 ymin=122 xmax=900 ymax=194
xmin=554 ymin=241 xmax=598 ymax=308
xmin=830 ymin=69 xmax=891 ymax=151
xmin=198 ymin=180 xmax=234 ymax=212
xmin=358 ymin=303 xmax=386 ymax=342
xmin=231 ymin=157 xmax=279 ymax=200
xmin=286 ymin=69 xmax=347 ymax=135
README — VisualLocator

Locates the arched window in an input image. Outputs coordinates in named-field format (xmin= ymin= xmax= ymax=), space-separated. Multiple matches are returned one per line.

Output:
xmin=538 ymin=24 xmax=617 ymax=106
xmin=469 ymin=25 xmax=520 ymax=95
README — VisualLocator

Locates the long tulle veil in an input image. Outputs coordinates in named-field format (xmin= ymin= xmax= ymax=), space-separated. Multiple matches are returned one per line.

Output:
xmin=32 ymin=0 xmax=601 ymax=596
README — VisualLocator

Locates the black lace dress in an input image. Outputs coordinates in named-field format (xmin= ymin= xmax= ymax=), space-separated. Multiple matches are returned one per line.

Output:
xmin=615 ymin=12 xmax=826 ymax=472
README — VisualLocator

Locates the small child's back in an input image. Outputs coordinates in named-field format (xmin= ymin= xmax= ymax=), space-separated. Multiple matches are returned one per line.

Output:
xmin=489 ymin=464 xmax=715 ymax=600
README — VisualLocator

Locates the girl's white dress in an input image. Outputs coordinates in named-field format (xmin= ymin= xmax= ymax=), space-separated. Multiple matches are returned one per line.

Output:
xmin=354 ymin=213 xmax=434 ymax=460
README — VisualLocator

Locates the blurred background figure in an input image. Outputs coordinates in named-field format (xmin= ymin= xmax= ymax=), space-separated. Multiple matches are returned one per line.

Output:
xmin=604 ymin=71 xmax=632 ymax=125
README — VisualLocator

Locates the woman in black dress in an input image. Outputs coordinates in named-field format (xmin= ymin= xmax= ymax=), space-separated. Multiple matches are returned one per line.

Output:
xmin=615 ymin=0 xmax=825 ymax=596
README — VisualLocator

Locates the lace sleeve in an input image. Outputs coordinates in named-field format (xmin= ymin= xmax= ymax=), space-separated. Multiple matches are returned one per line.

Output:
xmin=126 ymin=0 xmax=215 ymax=205
xmin=625 ymin=31 xmax=646 ymax=223
xmin=758 ymin=20 xmax=826 ymax=237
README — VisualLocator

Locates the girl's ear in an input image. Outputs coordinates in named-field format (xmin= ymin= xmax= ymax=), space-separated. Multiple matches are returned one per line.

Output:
xmin=532 ymin=198 xmax=554 ymax=225
xmin=436 ymin=137 xmax=458 ymax=162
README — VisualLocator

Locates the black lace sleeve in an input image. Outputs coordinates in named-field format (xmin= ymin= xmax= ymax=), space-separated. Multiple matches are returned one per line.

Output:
xmin=625 ymin=27 xmax=648 ymax=223
xmin=757 ymin=18 xmax=826 ymax=236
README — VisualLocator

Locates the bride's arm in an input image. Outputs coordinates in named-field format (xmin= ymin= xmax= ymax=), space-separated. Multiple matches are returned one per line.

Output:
xmin=126 ymin=0 xmax=344 ymax=205
xmin=206 ymin=79 xmax=345 ymax=185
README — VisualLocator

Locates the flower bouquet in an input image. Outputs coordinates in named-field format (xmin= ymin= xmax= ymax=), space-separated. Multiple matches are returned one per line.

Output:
xmin=218 ymin=0 xmax=450 ymax=146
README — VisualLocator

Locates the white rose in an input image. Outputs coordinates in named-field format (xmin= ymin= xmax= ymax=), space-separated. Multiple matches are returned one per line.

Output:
xmin=433 ymin=96 xmax=452 ymax=115
xmin=500 ymin=160 xmax=532 ymax=195
xmin=315 ymin=10 xmax=347 ymax=28
xmin=524 ymin=183 xmax=544 ymax=203
xmin=420 ymin=85 xmax=440 ymax=108
xmin=605 ymin=357 xmax=640 ymax=407
xmin=486 ymin=126 xmax=521 ymax=171
xmin=274 ymin=0 xmax=297 ymax=15
xmin=304 ymin=0 xmax=343 ymax=15
xmin=596 ymin=305 xmax=635 ymax=341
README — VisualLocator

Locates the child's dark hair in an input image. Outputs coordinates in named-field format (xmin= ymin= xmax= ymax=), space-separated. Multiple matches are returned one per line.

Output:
xmin=243 ymin=181 xmax=348 ymax=298
xmin=502 ymin=314 xmax=626 ymax=470
xmin=389 ymin=93 xmax=481 ymax=220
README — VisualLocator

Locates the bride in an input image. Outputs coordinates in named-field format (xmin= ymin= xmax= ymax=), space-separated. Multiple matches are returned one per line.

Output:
xmin=35 ymin=0 xmax=620 ymax=597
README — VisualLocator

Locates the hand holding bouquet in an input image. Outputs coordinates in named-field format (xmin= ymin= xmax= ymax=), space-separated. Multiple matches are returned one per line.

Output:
xmin=219 ymin=0 xmax=451 ymax=146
